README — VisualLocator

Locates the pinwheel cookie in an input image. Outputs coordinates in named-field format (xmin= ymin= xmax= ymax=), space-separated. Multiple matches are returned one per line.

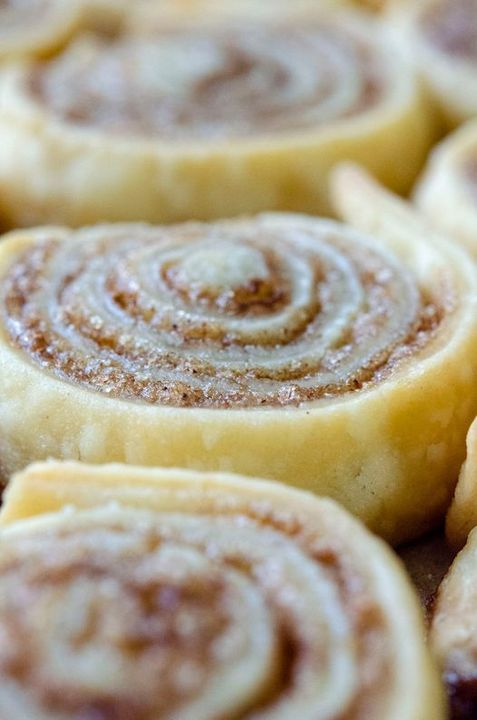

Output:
xmin=416 ymin=120 xmax=477 ymax=258
xmin=431 ymin=527 xmax=477 ymax=718
xmin=0 ymin=460 xmax=445 ymax=720
xmin=0 ymin=169 xmax=476 ymax=543
xmin=389 ymin=0 xmax=477 ymax=127
xmin=0 ymin=9 xmax=435 ymax=226
xmin=446 ymin=419 xmax=477 ymax=547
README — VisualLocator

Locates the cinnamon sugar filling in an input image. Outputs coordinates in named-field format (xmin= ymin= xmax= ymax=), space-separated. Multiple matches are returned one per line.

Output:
xmin=1 ymin=219 xmax=445 ymax=409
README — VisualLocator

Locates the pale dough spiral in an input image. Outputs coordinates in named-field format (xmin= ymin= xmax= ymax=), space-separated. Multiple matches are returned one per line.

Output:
xmin=28 ymin=21 xmax=382 ymax=140
xmin=0 ymin=461 xmax=445 ymax=720
xmin=0 ymin=10 xmax=435 ymax=224
xmin=2 ymin=216 xmax=441 ymax=409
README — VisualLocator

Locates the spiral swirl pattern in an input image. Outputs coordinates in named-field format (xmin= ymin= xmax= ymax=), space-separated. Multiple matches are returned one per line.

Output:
xmin=430 ymin=525 xmax=477 ymax=719
xmin=420 ymin=0 xmax=477 ymax=63
xmin=28 ymin=19 xmax=384 ymax=139
xmin=0 ymin=502 xmax=398 ymax=720
xmin=2 ymin=217 xmax=442 ymax=408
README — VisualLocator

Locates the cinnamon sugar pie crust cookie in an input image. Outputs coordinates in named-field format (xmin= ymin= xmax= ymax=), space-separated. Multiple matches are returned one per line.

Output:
xmin=0 ymin=169 xmax=476 ymax=544
xmin=0 ymin=9 xmax=435 ymax=226
xmin=0 ymin=461 xmax=445 ymax=720
xmin=416 ymin=120 xmax=477 ymax=258
xmin=129 ymin=0 xmax=387 ymax=22
xmin=389 ymin=0 xmax=477 ymax=127
xmin=446 ymin=417 xmax=477 ymax=548
xmin=431 ymin=526 xmax=477 ymax=718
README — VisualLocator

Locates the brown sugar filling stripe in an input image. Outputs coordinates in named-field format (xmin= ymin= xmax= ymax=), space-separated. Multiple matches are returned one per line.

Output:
xmin=2 ymin=218 xmax=443 ymax=409
xmin=27 ymin=21 xmax=384 ymax=140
